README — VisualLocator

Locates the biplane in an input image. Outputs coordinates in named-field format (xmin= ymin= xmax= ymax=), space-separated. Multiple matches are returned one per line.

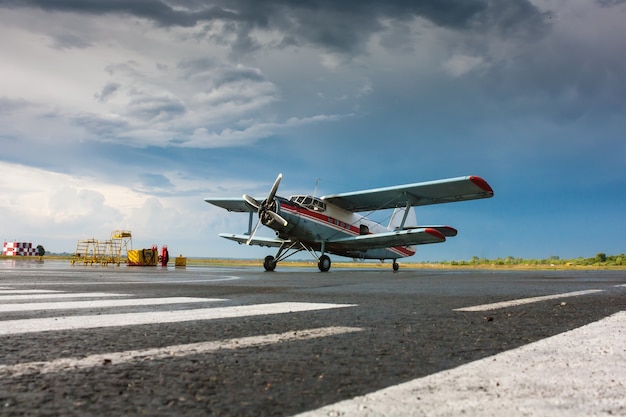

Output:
xmin=205 ymin=174 xmax=493 ymax=272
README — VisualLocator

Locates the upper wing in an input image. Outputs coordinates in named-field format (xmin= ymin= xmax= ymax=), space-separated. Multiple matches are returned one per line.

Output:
xmin=321 ymin=176 xmax=493 ymax=212
xmin=327 ymin=228 xmax=446 ymax=251
xmin=204 ymin=198 xmax=256 ymax=213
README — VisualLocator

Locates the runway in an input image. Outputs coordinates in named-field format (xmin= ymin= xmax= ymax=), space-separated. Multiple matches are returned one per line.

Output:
xmin=0 ymin=259 xmax=624 ymax=416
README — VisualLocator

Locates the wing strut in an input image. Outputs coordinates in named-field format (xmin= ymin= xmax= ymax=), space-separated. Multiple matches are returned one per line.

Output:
xmin=247 ymin=211 xmax=254 ymax=235
xmin=398 ymin=200 xmax=412 ymax=230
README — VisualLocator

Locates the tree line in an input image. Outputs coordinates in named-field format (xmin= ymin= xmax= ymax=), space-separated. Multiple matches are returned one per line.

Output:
xmin=438 ymin=253 xmax=625 ymax=266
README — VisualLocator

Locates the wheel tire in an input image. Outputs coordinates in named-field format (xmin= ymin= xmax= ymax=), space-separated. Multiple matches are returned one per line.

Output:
xmin=392 ymin=261 xmax=399 ymax=272
xmin=318 ymin=255 xmax=331 ymax=272
xmin=263 ymin=255 xmax=277 ymax=272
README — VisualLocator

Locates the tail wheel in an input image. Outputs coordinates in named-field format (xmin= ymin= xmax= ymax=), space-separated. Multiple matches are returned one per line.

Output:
xmin=393 ymin=261 xmax=399 ymax=272
xmin=263 ymin=255 xmax=277 ymax=272
xmin=318 ymin=255 xmax=331 ymax=272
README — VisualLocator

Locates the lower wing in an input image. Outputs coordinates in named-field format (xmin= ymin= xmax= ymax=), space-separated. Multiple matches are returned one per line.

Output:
xmin=327 ymin=228 xmax=446 ymax=251
xmin=219 ymin=227 xmax=448 ymax=251
xmin=219 ymin=233 xmax=286 ymax=248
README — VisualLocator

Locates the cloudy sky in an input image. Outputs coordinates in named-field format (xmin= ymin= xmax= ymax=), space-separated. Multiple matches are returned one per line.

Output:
xmin=1 ymin=0 xmax=624 ymax=261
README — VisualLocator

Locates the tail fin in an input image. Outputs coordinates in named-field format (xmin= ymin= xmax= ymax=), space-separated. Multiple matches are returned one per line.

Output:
xmin=388 ymin=207 xmax=417 ymax=230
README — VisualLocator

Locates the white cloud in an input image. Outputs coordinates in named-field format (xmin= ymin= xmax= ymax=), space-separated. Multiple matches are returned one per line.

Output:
xmin=0 ymin=161 xmax=281 ymax=256
xmin=0 ymin=162 xmax=146 ymax=220
xmin=185 ymin=113 xmax=347 ymax=148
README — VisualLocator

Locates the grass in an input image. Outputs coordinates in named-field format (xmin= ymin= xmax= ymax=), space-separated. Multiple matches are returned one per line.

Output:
xmin=2 ymin=255 xmax=625 ymax=270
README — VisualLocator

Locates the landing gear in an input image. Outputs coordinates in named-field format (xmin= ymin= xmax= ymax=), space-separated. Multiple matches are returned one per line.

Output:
xmin=261 ymin=241 xmax=332 ymax=272
xmin=318 ymin=255 xmax=331 ymax=272
xmin=392 ymin=261 xmax=399 ymax=272
xmin=263 ymin=255 xmax=277 ymax=272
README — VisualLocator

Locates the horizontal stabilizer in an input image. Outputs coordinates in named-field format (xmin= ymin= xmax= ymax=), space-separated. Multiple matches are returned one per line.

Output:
xmin=403 ymin=225 xmax=458 ymax=237
xmin=327 ymin=228 xmax=445 ymax=251
xmin=205 ymin=198 xmax=257 ymax=213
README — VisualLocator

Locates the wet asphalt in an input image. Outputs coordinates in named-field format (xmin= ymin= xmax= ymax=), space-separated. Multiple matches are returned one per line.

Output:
xmin=0 ymin=260 xmax=624 ymax=416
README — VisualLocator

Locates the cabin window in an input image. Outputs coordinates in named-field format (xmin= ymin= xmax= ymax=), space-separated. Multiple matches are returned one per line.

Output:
xmin=290 ymin=195 xmax=326 ymax=212
xmin=313 ymin=199 xmax=326 ymax=211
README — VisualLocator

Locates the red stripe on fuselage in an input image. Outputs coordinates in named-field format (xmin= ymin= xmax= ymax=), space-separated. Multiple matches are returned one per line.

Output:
xmin=280 ymin=202 xmax=360 ymax=235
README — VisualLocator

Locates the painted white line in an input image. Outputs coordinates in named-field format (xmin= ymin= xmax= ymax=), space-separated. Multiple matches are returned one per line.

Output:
xmin=0 ymin=292 xmax=129 ymax=302
xmin=0 ymin=277 xmax=241 ymax=286
xmin=295 ymin=311 xmax=626 ymax=417
xmin=0 ymin=297 xmax=224 ymax=313
xmin=0 ymin=326 xmax=362 ymax=377
xmin=0 ymin=290 xmax=61 ymax=294
xmin=0 ymin=302 xmax=355 ymax=336
xmin=454 ymin=289 xmax=604 ymax=312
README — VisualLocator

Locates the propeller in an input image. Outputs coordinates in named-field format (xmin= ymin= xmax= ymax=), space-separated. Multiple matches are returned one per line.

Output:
xmin=243 ymin=173 xmax=289 ymax=245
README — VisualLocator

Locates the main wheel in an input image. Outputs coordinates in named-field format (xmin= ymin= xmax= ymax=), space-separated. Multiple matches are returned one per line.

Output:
xmin=263 ymin=255 xmax=277 ymax=272
xmin=392 ymin=261 xmax=399 ymax=272
xmin=318 ymin=255 xmax=331 ymax=272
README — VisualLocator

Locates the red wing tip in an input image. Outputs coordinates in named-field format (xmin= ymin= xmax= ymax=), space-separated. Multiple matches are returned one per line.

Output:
xmin=424 ymin=228 xmax=446 ymax=241
xmin=469 ymin=176 xmax=494 ymax=195
xmin=442 ymin=226 xmax=458 ymax=237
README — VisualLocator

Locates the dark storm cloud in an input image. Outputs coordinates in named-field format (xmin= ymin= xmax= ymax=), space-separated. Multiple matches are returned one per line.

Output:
xmin=95 ymin=83 xmax=121 ymax=103
xmin=72 ymin=113 xmax=129 ymax=138
xmin=176 ymin=57 xmax=217 ymax=81
xmin=129 ymin=96 xmax=186 ymax=121
xmin=179 ymin=58 xmax=265 ymax=85
xmin=596 ymin=0 xmax=626 ymax=6
xmin=0 ymin=0 xmax=243 ymax=27
xmin=1 ymin=0 xmax=550 ymax=53
xmin=50 ymin=33 xmax=92 ymax=49
xmin=0 ymin=97 xmax=32 ymax=113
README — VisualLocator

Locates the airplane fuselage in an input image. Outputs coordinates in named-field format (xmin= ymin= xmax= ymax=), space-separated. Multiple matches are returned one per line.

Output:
xmin=269 ymin=195 xmax=416 ymax=261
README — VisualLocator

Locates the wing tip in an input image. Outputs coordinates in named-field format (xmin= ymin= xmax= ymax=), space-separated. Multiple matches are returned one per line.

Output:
xmin=469 ymin=176 xmax=494 ymax=196
xmin=439 ymin=226 xmax=458 ymax=237
xmin=424 ymin=228 xmax=446 ymax=241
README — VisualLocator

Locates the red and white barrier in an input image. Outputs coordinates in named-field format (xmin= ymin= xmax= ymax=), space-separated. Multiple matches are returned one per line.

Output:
xmin=2 ymin=242 xmax=38 ymax=256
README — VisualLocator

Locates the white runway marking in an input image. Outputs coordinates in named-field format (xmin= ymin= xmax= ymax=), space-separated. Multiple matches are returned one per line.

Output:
xmin=0 ymin=289 xmax=61 ymax=294
xmin=0 ymin=277 xmax=241 ymax=286
xmin=0 ymin=326 xmax=363 ymax=377
xmin=0 ymin=292 xmax=130 ymax=302
xmin=295 ymin=311 xmax=626 ymax=417
xmin=454 ymin=289 xmax=604 ymax=312
xmin=0 ymin=297 xmax=224 ymax=313
xmin=0 ymin=302 xmax=355 ymax=336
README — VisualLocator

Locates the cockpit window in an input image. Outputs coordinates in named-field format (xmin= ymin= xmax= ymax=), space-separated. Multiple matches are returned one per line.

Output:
xmin=289 ymin=195 xmax=326 ymax=212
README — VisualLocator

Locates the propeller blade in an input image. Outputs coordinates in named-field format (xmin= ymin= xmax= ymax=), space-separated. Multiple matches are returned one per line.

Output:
xmin=268 ymin=210 xmax=288 ymax=227
xmin=267 ymin=173 xmax=282 ymax=203
xmin=244 ymin=174 xmax=286 ymax=245
xmin=242 ymin=194 xmax=260 ymax=210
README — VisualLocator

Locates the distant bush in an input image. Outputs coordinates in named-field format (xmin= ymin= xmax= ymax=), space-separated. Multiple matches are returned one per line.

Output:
xmin=440 ymin=253 xmax=626 ymax=267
